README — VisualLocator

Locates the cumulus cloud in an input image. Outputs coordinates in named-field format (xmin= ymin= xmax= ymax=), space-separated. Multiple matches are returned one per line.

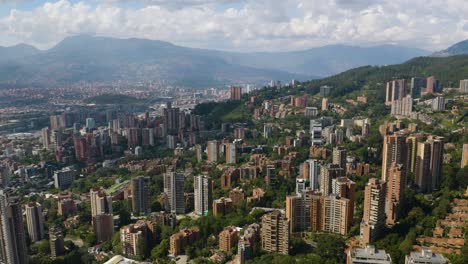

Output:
xmin=0 ymin=0 xmax=467 ymax=51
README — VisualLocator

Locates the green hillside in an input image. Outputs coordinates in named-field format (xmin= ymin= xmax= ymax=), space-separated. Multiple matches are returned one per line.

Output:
xmin=299 ymin=55 xmax=468 ymax=99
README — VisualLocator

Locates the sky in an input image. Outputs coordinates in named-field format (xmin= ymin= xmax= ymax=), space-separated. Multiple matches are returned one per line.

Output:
xmin=0 ymin=0 xmax=468 ymax=52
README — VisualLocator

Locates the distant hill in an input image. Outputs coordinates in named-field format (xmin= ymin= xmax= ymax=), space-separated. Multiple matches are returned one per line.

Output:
xmin=0 ymin=44 xmax=40 ymax=62
xmin=0 ymin=35 xmax=429 ymax=87
xmin=433 ymin=39 xmax=468 ymax=57
xmin=218 ymin=44 xmax=428 ymax=77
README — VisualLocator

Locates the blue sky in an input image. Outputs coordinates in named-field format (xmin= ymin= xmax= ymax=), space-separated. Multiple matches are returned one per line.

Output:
xmin=0 ymin=0 xmax=467 ymax=52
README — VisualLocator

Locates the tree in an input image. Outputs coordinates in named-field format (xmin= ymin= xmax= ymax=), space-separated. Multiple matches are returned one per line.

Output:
xmin=313 ymin=234 xmax=346 ymax=263
xmin=151 ymin=239 xmax=169 ymax=260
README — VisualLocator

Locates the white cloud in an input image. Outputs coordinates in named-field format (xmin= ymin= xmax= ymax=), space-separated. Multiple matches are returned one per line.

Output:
xmin=0 ymin=0 xmax=467 ymax=51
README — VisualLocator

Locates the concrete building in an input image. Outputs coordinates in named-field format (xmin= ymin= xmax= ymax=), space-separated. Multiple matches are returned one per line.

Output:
xmin=194 ymin=175 xmax=212 ymax=216
xmin=306 ymin=159 xmax=320 ymax=190
xmin=431 ymin=97 xmax=445 ymax=111
xmin=169 ymin=227 xmax=200 ymax=257
xmin=131 ymin=176 xmax=151 ymax=215
xmin=0 ymin=189 xmax=28 ymax=264
xmin=459 ymin=79 xmax=468 ymax=93
xmin=261 ymin=211 xmax=289 ymax=255
xmin=361 ymin=178 xmax=386 ymax=244
xmin=321 ymin=194 xmax=352 ymax=235
xmin=225 ymin=143 xmax=237 ymax=164
xmin=386 ymin=163 xmax=405 ymax=226
xmin=385 ymin=79 xmax=407 ymax=105
xmin=263 ymin=124 xmax=273 ymax=139
xmin=381 ymin=133 xmax=407 ymax=183
xmin=320 ymin=164 xmax=344 ymax=195
xmin=415 ymin=137 xmax=444 ymax=193
xmin=391 ymin=95 xmax=413 ymax=117
xmin=207 ymin=140 xmax=220 ymax=163
xmin=120 ymin=222 xmax=147 ymax=257
xmin=90 ymin=186 xmax=113 ymax=242
xmin=405 ymin=248 xmax=448 ymax=264
xmin=49 ymin=227 xmax=65 ymax=258
xmin=164 ymin=172 xmax=185 ymax=214
xmin=347 ymin=245 xmax=392 ymax=264
xmin=462 ymin=143 xmax=468 ymax=168
xmin=332 ymin=146 xmax=347 ymax=173
xmin=53 ymin=167 xmax=77 ymax=189
xmin=230 ymin=86 xmax=242 ymax=100
xmin=411 ymin=77 xmax=426 ymax=98
xmin=25 ymin=202 xmax=45 ymax=242
xmin=213 ymin=197 xmax=233 ymax=216
xmin=219 ymin=226 xmax=239 ymax=252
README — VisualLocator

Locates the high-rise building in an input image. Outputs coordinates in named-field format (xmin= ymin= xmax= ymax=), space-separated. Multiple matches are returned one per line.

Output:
xmin=131 ymin=176 xmax=151 ymax=215
xmin=361 ymin=178 xmax=387 ymax=244
xmin=286 ymin=195 xmax=304 ymax=234
xmin=207 ymin=140 xmax=220 ymax=163
xmin=42 ymin=127 xmax=51 ymax=150
xmin=332 ymin=146 xmax=347 ymax=172
xmin=406 ymin=135 xmax=423 ymax=174
xmin=169 ymin=227 xmax=200 ymax=257
xmin=381 ymin=134 xmax=407 ymax=182
xmin=0 ymin=165 xmax=11 ymax=188
xmin=25 ymin=202 xmax=45 ymax=242
xmin=0 ymin=189 xmax=28 ymax=264
xmin=306 ymin=159 xmax=320 ymax=190
xmin=310 ymin=119 xmax=323 ymax=146
xmin=53 ymin=167 xmax=77 ymax=189
xmin=320 ymin=164 xmax=344 ymax=195
xmin=141 ymin=128 xmax=155 ymax=147
xmin=386 ymin=163 xmax=405 ymax=226
xmin=391 ymin=95 xmax=413 ymax=117
xmin=90 ymin=187 xmax=113 ymax=242
xmin=194 ymin=175 xmax=212 ymax=216
xmin=331 ymin=177 xmax=356 ymax=221
xmin=164 ymin=106 xmax=180 ymax=133
xmin=120 ymin=221 xmax=148 ymax=257
xmin=411 ymin=77 xmax=425 ymax=98
xmin=164 ymin=172 xmax=185 ymax=214
xmin=225 ymin=143 xmax=237 ymax=164
xmin=85 ymin=118 xmax=96 ymax=130
xmin=459 ymin=79 xmax=468 ymax=93
xmin=431 ymin=97 xmax=445 ymax=111
xmin=263 ymin=124 xmax=273 ymax=139
xmin=219 ymin=226 xmax=239 ymax=252
xmin=93 ymin=214 xmax=114 ymax=242
xmin=321 ymin=194 xmax=352 ymax=235
xmin=230 ymin=86 xmax=242 ymax=100
xmin=425 ymin=76 xmax=439 ymax=94
xmin=415 ymin=137 xmax=444 ymax=192
xmin=261 ymin=211 xmax=289 ymax=255
xmin=322 ymin=97 xmax=329 ymax=111
xmin=295 ymin=179 xmax=307 ymax=196
xmin=461 ymin=143 xmax=468 ymax=168
xmin=213 ymin=197 xmax=233 ymax=216
xmin=385 ymin=79 xmax=407 ymax=105
xmin=49 ymin=227 xmax=65 ymax=258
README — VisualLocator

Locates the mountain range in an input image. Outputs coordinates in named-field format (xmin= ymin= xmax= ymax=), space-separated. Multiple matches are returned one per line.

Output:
xmin=0 ymin=35 xmax=431 ymax=87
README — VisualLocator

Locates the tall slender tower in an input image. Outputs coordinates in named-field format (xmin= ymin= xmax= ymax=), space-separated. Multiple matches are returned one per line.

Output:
xmin=131 ymin=176 xmax=151 ymax=216
xmin=25 ymin=202 xmax=45 ymax=242
xmin=90 ymin=187 xmax=114 ymax=242
xmin=306 ymin=159 xmax=320 ymax=190
xmin=164 ymin=172 xmax=185 ymax=214
xmin=381 ymin=134 xmax=407 ymax=182
xmin=386 ymin=163 xmax=405 ymax=226
xmin=194 ymin=175 xmax=212 ymax=216
xmin=360 ymin=178 xmax=386 ymax=244
xmin=0 ymin=189 xmax=28 ymax=264
xmin=415 ymin=137 xmax=444 ymax=192
xmin=261 ymin=211 xmax=289 ymax=255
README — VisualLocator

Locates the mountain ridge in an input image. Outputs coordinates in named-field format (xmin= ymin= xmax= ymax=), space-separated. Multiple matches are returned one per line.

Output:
xmin=0 ymin=35 xmax=430 ymax=87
